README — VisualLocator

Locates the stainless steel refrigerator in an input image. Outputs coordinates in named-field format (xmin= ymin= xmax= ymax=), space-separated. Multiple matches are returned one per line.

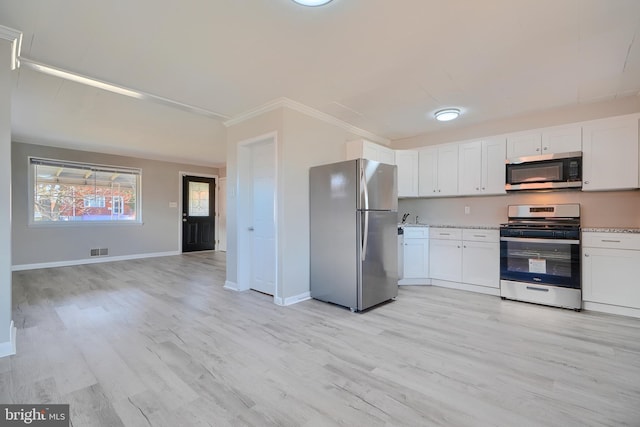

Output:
xmin=310 ymin=159 xmax=398 ymax=312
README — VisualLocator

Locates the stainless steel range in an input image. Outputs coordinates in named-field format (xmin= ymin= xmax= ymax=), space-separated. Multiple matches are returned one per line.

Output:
xmin=500 ymin=204 xmax=581 ymax=310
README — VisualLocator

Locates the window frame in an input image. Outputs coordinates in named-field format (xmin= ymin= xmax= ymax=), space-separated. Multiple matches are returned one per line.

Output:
xmin=28 ymin=156 xmax=143 ymax=227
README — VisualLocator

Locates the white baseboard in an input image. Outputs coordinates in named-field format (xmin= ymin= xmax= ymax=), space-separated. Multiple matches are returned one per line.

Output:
xmin=11 ymin=251 xmax=180 ymax=271
xmin=224 ymin=280 xmax=240 ymax=291
xmin=275 ymin=292 xmax=312 ymax=306
xmin=399 ymin=278 xmax=432 ymax=286
xmin=431 ymin=279 xmax=500 ymax=296
xmin=583 ymin=301 xmax=640 ymax=319
xmin=0 ymin=321 xmax=16 ymax=358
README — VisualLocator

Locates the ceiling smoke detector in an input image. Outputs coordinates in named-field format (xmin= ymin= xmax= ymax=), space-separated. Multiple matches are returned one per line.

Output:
xmin=292 ymin=0 xmax=333 ymax=6
xmin=434 ymin=108 xmax=461 ymax=122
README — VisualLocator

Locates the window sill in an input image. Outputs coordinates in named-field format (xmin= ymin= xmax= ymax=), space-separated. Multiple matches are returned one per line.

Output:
xmin=27 ymin=221 xmax=144 ymax=228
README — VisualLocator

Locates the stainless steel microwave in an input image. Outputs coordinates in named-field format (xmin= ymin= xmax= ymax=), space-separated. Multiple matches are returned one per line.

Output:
xmin=505 ymin=151 xmax=582 ymax=191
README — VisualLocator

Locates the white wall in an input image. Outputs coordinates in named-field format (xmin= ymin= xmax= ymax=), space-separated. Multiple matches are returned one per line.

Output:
xmin=226 ymin=109 xmax=284 ymax=288
xmin=280 ymin=108 xmax=358 ymax=299
xmin=12 ymin=142 xmax=218 ymax=267
xmin=225 ymin=107 xmax=360 ymax=300
xmin=0 ymin=40 xmax=13 ymax=349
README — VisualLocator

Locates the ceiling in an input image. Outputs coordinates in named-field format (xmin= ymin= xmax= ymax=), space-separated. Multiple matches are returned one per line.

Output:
xmin=1 ymin=0 xmax=639 ymax=167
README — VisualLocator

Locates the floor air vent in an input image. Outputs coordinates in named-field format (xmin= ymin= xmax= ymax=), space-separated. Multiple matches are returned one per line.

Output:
xmin=90 ymin=248 xmax=109 ymax=257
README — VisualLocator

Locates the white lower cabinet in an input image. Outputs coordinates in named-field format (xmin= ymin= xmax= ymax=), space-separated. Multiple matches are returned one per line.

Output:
xmin=462 ymin=240 xmax=500 ymax=288
xmin=429 ymin=228 xmax=500 ymax=295
xmin=430 ymin=238 xmax=462 ymax=282
xmin=582 ymin=232 xmax=640 ymax=317
xmin=399 ymin=226 xmax=429 ymax=285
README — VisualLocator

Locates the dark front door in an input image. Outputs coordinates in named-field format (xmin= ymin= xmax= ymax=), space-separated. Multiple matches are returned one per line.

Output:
xmin=182 ymin=175 xmax=215 ymax=252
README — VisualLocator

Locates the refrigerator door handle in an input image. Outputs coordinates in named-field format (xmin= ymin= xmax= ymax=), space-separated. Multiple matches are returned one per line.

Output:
xmin=362 ymin=211 xmax=369 ymax=261
xmin=360 ymin=161 xmax=369 ymax=210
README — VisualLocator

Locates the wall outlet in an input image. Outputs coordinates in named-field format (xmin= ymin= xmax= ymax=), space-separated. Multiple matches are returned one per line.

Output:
xmin=464 ymin=206 xmax=471 ymax=215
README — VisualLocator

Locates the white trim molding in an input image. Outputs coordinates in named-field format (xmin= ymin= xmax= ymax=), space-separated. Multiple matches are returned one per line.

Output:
xmin=11 ymin=251 xmax=180 ymax=271
xmin=17 ymin=56 xmax=229 ymax=120
xmin=583 ymin=301 xmax=640 ymax=319
xmin=0 ymin=25 xmax=22 ymax=70
xmin=0 ymin=320 xmax=17 ymax=358
xmin=275 ymin=292 xmax=312 ymax=306
xmin=224 ymin=280 xmax=240 ymax=291
xmin=223 ymin=97 xmax=390 ymax=145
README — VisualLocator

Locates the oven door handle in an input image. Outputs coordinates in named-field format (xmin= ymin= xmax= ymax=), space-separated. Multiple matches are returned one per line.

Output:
xmin=500 ymin=237 xmax=580 ymax=244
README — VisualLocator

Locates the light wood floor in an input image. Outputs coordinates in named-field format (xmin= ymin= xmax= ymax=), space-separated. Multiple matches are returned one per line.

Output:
xmin=2 ymin=252 xmax=639 ymax=426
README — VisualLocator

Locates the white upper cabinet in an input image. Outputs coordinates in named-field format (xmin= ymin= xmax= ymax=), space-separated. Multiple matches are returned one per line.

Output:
xmin=541 ymin=125 xmax=582 ymax=154
xmin=506 ymin=132 xmax=542 ymax=158
xmin=395 ymin=150 xmax=419 ymax=197
xmin=418 ymin=144 xmax=459 ymax=197
xmin=506 ymin=125 xmax=581 ymax=158
xmin=345 ymin=139 xmax=396 ymax=165
xmin=459 ymin=138 xmax=506 ymax=196
xmin=582 ymin=115 xmax=639 ymax=191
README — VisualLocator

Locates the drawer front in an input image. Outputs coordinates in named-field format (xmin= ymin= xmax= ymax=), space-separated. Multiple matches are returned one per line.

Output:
xmin=582 ymin=232 xmax=640 ymax=250
xmin=403 ymin=227 xmax=429 ymax=238
xmin=462 ymin=229 xmax=499 ymax=242
xmin=430 ymin=228 xmax=462 ymax=240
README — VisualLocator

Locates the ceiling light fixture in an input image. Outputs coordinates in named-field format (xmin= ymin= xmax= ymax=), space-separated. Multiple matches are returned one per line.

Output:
xmin=434 ymin=108 xmax=461 ymax=122
xmin=292 ymin=0 xmax=333 ymax=6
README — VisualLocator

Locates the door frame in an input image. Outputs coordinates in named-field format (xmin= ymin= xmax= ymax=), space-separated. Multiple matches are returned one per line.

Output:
xmin=218 ymin=177 xmax=227 ymax=251
xmin=178 ymin=171 xmax=219 ymax=254
xmin=236 ymin=131 xmax=280 ymax=304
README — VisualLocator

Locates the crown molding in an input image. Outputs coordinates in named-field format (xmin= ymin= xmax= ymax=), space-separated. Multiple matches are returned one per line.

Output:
xmin=224 ymin=97 xmax=390 ymax=145
xmin=0 ymin=25 xmax=23 ymax=70
xmin=18 ymin=57 xmax=229 ymax=120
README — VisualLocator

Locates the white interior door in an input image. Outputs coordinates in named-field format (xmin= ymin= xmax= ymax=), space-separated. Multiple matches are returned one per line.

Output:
xmin=218 ymin=177 xmax=227 ymax=251
xmin=249 ymin=141 xmax=276 ymax=295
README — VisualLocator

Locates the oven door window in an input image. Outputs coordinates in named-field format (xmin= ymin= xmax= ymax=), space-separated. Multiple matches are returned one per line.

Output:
xmin=500 ymin=239 xmax=580 ymax=288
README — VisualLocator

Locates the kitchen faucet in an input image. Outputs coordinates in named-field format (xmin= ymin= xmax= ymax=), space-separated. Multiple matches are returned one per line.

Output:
xmin=401 ymin=213 xmax=410 ymax=224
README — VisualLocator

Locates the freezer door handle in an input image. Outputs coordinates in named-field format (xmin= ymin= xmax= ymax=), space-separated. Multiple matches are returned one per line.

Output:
xmin=362 ymin=211 xmax=369 ymax=261
xmin=360 ymin=161 xmax=369 ymax=211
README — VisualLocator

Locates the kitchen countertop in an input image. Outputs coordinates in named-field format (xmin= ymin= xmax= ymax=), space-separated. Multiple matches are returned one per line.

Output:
xmin=399 ymin=224 xmax=500 ymax=230
xmin=582 ymin=228 xmax=640 ymax=233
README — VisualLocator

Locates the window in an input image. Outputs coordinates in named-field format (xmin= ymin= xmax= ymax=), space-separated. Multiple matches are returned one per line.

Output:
xmin=83 ymin=196 xmax=106 ymax=208
xmin=30 ymin=157 xmax=141 ymax=224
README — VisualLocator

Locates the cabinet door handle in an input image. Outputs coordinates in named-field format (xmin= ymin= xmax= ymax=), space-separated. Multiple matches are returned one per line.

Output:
xmin=543 ymin=146 xmax=548 ymax=151
xmin=463 ymin=245 xmax=466 ymax=248
xmin=584 ymin=180 xmax=589 ymax=185
xmin=536 ymin=147 xmax=540 ymax=152
xmin=439 ymin=233 xmax=450 ymax=236
xmin=584 ymin=253 xmax=589 ymax=257
xmin=601 ymin=239 xmax=621 ymax=243
xmin=473 ymin=234 xmax=486 ymax=238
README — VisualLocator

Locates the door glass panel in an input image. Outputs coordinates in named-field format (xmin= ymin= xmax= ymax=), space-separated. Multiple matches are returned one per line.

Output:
xmin=188 ymin=181 xmax=209 ymax=217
